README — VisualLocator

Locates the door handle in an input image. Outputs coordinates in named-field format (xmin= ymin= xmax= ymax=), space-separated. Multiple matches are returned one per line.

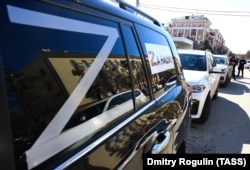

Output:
xmin=151 ymin=131 xmax=170 ymax=154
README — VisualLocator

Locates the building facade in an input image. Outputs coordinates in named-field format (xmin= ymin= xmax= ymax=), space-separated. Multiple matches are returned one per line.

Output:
xmin=165 ymin=15 xmax=227 ymax=54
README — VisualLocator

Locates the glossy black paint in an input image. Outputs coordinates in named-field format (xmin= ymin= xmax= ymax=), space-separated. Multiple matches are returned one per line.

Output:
xmin=0 ymin=0 xmax=191 ymax=169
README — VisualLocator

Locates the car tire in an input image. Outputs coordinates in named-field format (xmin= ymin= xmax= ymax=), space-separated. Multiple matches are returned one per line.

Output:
xmin=194 ymin=96 xmax=211 ymax=124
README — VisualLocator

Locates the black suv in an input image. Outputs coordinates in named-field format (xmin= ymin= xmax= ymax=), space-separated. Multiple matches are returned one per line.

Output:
xmin=0 ymin=0 xmax=192 ymax=169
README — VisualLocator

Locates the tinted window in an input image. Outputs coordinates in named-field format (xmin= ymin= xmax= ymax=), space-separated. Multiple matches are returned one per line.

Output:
xmin=135 ymin=24 xmax=179 ymax=97
xmin=179 ymin=54 xmax=207 ymax=71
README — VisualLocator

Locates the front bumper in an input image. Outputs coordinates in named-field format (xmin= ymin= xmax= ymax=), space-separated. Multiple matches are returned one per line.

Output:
xmin=190 ymin=91 xmax=208 ymax=119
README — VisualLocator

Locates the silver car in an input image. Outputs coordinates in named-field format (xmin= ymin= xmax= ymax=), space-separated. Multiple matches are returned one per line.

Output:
xmin=245 ymin=60 xmax=250 ymax=69
xmin=214 ymin=54 xmax=233 ymax=87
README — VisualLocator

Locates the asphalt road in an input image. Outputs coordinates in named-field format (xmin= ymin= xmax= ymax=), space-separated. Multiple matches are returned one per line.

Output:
xmin=186 ymin=68 xmax=250 ymax=154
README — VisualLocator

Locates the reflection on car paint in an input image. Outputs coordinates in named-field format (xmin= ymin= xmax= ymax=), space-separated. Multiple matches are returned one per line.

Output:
xmin=76 ymin=101 xmax=183 ymax=169
xmin=1 ymin=1 xmax=192 ymax=169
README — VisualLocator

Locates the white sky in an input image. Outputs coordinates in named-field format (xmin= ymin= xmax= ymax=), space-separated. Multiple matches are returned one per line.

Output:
xmin=124 ymin=0 xmax=250 ymax=54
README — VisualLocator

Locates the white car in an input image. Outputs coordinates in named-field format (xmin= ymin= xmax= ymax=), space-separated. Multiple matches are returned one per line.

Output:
xmin=245 ymin=60 xmax=250 ymax=69
xmin=213 ymin=54 xmax=233 ymax=87
xmin=64 ymin=89 xmax=147 ymax=129
xmin=178 ymin=49 xmax=221 ymax=123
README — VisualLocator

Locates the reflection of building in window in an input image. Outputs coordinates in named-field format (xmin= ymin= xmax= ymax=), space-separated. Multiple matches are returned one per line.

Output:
xmin=9 ymin=50 xmax=150 ymax=135
xmin=10 ymin=48 xmax=178 ymax=144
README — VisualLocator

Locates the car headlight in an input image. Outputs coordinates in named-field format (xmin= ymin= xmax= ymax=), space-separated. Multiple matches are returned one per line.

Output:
xmin=192 ymin=85 xmax=206 ymax=93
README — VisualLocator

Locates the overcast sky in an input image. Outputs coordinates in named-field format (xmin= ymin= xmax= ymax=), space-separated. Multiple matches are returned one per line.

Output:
xmin=124 ymin=0 xmax=250 ymax=54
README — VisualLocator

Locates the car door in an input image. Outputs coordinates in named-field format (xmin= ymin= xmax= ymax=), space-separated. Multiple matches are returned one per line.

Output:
xmin=52 ymin=22 xmax=187 ymax=170
xmin=132 ymin=23 xmax=191 ymax=155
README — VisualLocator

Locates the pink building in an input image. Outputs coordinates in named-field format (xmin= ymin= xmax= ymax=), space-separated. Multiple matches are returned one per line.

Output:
xmin=165 ymin=15 xmax=227 ymax=54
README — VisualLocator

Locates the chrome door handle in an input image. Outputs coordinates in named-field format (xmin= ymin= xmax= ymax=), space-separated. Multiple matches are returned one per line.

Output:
xmin=151 ymin=131 xmax=170 ymax=154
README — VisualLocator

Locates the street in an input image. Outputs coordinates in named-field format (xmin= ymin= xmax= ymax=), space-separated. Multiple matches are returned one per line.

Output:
xmin=187 ymin=68 xmax=250 ymax=154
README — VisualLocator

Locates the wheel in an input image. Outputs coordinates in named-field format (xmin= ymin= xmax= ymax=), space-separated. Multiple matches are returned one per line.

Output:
xmin=194 ymin=96 xmax=212 ymax=124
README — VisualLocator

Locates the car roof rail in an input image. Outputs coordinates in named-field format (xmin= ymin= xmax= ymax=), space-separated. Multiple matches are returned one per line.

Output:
xmin=113 ymin=0 xmax=162 ymax=27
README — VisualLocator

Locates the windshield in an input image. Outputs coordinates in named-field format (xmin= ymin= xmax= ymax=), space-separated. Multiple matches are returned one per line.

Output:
xmin=179 ymin=54 xmax=207 ymax=71
xmin=214 ymin=57 xmax=226 ymax=65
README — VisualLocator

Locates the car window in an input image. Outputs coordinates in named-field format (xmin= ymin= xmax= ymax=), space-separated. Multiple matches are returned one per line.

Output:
xmin=108 ymin=95 xmax=126 ymax=109
xmin=214 ymin=57 xmax=225 ymax=64
xmin=120 ymin=90 xmax=135 ymax=100
xmin=179 ymin=54 xmax=207 ymax=71
xmin=63 ymin=100 xmax=107 ymax=130
xmin=120 ymin=25 xmax=150 ymax=104
xmin=135 ymin=24 xmax=179 ymax=97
